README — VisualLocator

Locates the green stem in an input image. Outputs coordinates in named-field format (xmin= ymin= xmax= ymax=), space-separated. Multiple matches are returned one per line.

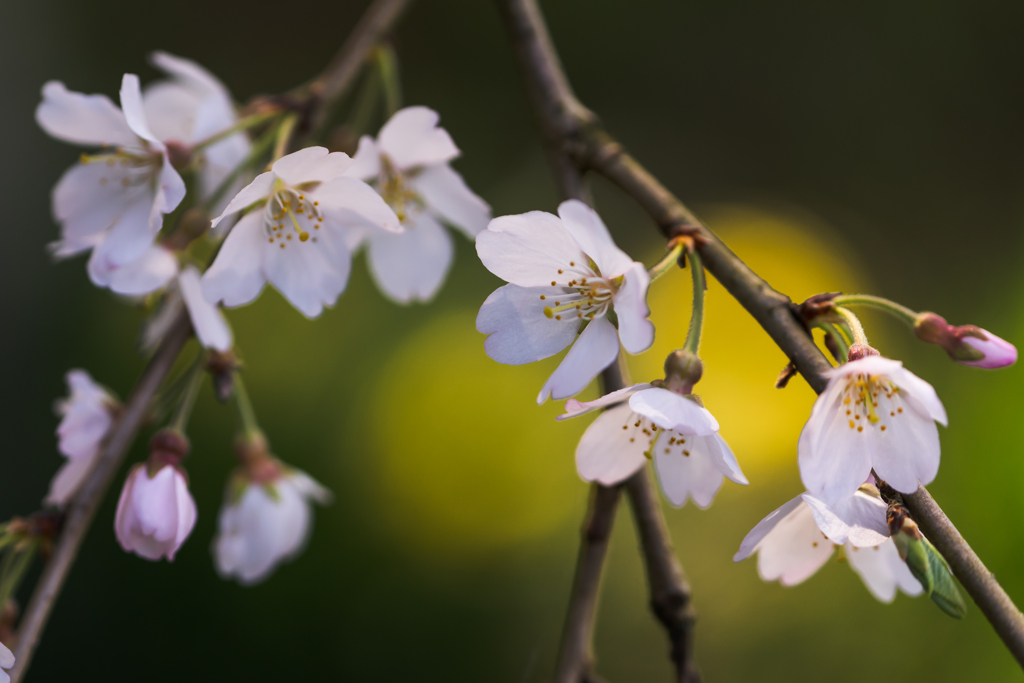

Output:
xmin=683 ymin=250 xmax=705 ymax=355
xmin=832 ymin=294 xmax=918 ymax=327
xmin=191 ymin=111 xmax=281 ymax=152
xmin=834 ymin=306 xmax=869 ymax=349
xmin=647 ymin=240 xmax=685 ymax=283
xmin=232 ymin=372 xmax=262 ymax=440
xmin=818 ymin=321 xmax=851 ymax=362
xmin=273 ymin=114 xmax=299 ymax=162
xmin=348 ymin=65 xmax=383 ymax=137
xmin=375 ymin=43 xmax=402 ymax=116
xmin=168 ymin=352 xmax=207 ymax=433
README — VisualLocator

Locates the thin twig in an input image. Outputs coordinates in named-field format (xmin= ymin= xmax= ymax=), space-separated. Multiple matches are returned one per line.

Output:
xmin=10 ymin=3 xmax=413 ymax=678
xmin=493 ymin=0 xmax=1024 ymax=666
xmin=9 ymin=312 xmax=193 ymax=683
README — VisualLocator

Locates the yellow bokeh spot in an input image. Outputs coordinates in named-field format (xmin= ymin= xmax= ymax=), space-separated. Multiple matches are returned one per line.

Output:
xmin=630 ymin=204 xmax=865 ymax=478
xmin=368 ymin=311 xmax=584 ymax=560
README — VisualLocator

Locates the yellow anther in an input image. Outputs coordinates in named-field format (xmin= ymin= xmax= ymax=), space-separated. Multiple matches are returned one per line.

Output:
xmin=543 ymin=307 xmax=554 ymax=318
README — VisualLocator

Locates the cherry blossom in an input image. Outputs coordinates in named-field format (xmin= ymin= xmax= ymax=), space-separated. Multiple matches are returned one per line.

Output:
xmin=37 ymin=74 xmax=186 ymax=282
xmin=178 ymin=266 xmax=232 ymax=352
xmin=798 ymin=356 xmax=947 ymax=504
xmin=734 ymin=489 xmax=922 ymax=602
xmin=46 ymin=370 xmax=117 ymax=507
xmin=213 ymin=466 xmax=332 ymax=586
xmin=0 ymin=640 xmax=13 ymax=683
xmin=959 ymin=330 xmax=1018 ymax=368
xmin=202 ymin=147 xmax=401 ymax=318
xmin=559 ymin=383 xmax=746 ymax=508
xmin=346 ymin=106 xmax=491 ymax=303
xmin=477 ymin=200 xmax=654 ymax=403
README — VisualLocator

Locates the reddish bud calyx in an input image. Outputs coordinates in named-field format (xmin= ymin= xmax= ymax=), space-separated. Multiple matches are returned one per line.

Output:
xmin=847 ymin=344 xmax=880 ymax=361
xmin=663 ymin=349 xmax=703 ymax=393
xmin=147 ymin=429 xmax=190 ymax=476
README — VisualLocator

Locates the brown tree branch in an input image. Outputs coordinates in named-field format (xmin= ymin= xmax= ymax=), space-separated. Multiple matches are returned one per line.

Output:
xmin=9 ymin=3 xmax=414 ymax=679
xmin=9 ymin=312 xmax=193 ymax=683
xmin=494 ymin=0 xmax=1024 ymax=670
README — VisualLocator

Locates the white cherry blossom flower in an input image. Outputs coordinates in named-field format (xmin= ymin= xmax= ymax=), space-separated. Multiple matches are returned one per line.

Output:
xmin=213 ymin=467 xmax=332 ymax=586
xmin=798 ymin=355 xmax=947 ymax=504
xmin=202 ymin=147 xmax=401 ymax=318
xmin=115 ymin=462 xmax=197 ymax=561
xmin=734 ymin=489 xmax=922 ymax=602
xmin=142 ymin=51 xmax=250 ymax=210
xmin=559 ymin=383 xmax=746 ymax=508
xmin=178 ymin=265 xmax=232 ymax=351
xmin=477 ymin=200 xmax=654 ymax=403
xmin=46 ymin=370 xmax=117 ymax=507
xmin=37 ymin=74 xmax=186 ymax=281
xmin=346 ymin=106 xmax=491 ymax=303
xmin=0 ymin=640 xmax=13 ymax=683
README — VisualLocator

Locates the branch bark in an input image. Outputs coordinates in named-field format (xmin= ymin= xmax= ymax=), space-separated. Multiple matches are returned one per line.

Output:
xmin=9 ymin=313 xmax=193 ymax=683
xmin=494 ymin=0 xmax=1024 ymax=669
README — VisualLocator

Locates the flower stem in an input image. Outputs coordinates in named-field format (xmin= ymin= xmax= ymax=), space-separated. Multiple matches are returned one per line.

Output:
xmin=273 ymin=114 xmax=299 ymax=162
xmin=647 ymin=240 xmax=685 ymax=283
xmin=832 ymin=294 xmax=918 ymax=327
xmin=834 ymin=306 xmax=869 ymax=349
xmin=817 ymin=321 xmax=851 ymax=362
xmin=232 ymin=372 xmax=262 ymax=440
xmin=375 ymin=43 xmax=402 ymax=117
xmin=190 ymin=111 xmax=281 ymax=152
xmin=683 ymin=250 xmax=705 ymax=355
xmin=168 ymin=352 xmax=207 ymax=433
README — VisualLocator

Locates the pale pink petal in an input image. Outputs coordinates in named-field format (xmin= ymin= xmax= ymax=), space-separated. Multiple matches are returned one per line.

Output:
xmin=345 ymin=136 xmax=382 ymax=179
xmin=314 ymin=176 xmax=401 ymax=233
xmin=613 ymin=262 xmax=654 ymax=354
xmin=753 ymin=501 xmax=834 ymax=586
xmin=628 ymin=388 xmax=719 ymax=435
xmin=822 ymin=355 xmax=904 ymax=381
xmin=797 ymin=380 xmax=873 ymax=504
xmin=653 ymin=435 xmax=724 ymax=508
xmin=366 ymin=212 xmax=452 ymax=304
xmin=557 ymin=200 xmax=634 ymax=277
xmin=211 ymin=172 xmax=276 ymax=227
xmin=891 ymin=365 xmax=948 ymax=426
xmin=86 ymin=196 xmax=159 ymax=273
xmin=575 ymin=403 xmax=648 ymax=485
xmin=36 ymin=81 xmax=137 ymax=148
xmin=271 ymin=147 xmax=352 ymax=186
xmin=45 ymin=452 xmax=99 ymax=507
xmin=412 ymin=164 xmax=490 ymax=238
xmin=537 ymin=316 xmax=620 ymax=404
xmin=477 ymin=283 xmax=580 ymax=365
xmin=377 ymin=106 xmax=460 ymax=169
xmin=476 ymin=211 xmax=587 ymax=288
xmin=263 ymin=224 xmax=351 ymax=318
xmin=90 ymin=244 xmax=178 ymax=296
xmin=961 ymin=330 xmax=1017 ymax=369
xmin=558 ymin=383 xmax=652 ymax=421
xmin=734 ymin=495 xmax=804 ymax=562
xmin=119 ymin=74 xmax=162 ymax=147
xmin=179 ymin=266 xmax=232 ymax=351
xmin=704 ymin=433 xmax=747 ymax=485
xmin=846 ymin=538 xmax=922 ymax=602
xmin=800 ymin=492 xmax=888 ymax=547
xmin=202 ymin=212 xmax=268 ymax=308
xmin=871 ymin=406 xmax=941 ymax=494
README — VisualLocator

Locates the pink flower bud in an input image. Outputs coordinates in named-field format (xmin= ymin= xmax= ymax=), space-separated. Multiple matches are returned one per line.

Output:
xmin=914 ymin=312 xmax=1016 ymax=369
xmin=115 ymin=433 xmax=197 ymax=561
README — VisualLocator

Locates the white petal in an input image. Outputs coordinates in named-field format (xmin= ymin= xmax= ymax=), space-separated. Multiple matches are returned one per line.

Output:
xmin=575 ymin=403 xmax=648 ymax=485
xmin=179 ymin=266 xmax=233 ymax=351
xmin=754 ymin=500 xmax=835 ymax=586
xmin=377 ymin=106 xmax=460 ymax=169
xmin=314 ymin=176 xmax=401 ymax=233
xmin=537 ymin=316 xmax=620 ymax=404
xmin=45 ymin=453 xmax=99 ymax=507
xmin=800 ymin=492 xmax=888 ymax=547
xmin=846 ymin=538 xmax=922 ymax=602
xmin=476 ymin=211 xmax=588 ymax=288
xmin=557 ymin=200 xmax=635 ymax=278
xmin=345 ymin=136 xmax=381 ymax=179
xmin=149 ymin=51 xmax=230 ymax=101
xmin=0 ymin=640 xmax=14 ymax=670
xmin=52 ymin=161 xmax=141 ymax=248
xmin=797 ymin=380 xmax=873 ymax=504
xmin=653 ymin=435 xmax=724 ymax=509
xmin=704 ymin=433 xmax=748 ymax=485
xmin=91 ymin=244 xmax=178 ymax=296
xmin=271 ymin=147 xmax=352 ymax=186
xmin=558 ymin=383 xmax=652 ymax=421
xmin=141 ymin=81 xmax=201 ymax=143
xmin=734 ymin=495 xmax=805 ymax=562
xmin=202 ymin=212 xmax=268 ymax=308
xmin=366 ymin=212 xmax=452 ymax=304
xmin=151 ymin=152 xmax=187 ymax=228
xmin=36 ymin=81 xmax=137 ymax=147
xmin=263 ymin=224 xmax=351 ymax=318
xmin=613 ymin=262 xmax=654 ymax=354
xmin=871 ymin=406 xmax=941 ymax=494
xmin=822 ymin=355 xmax=904 ymax=381
xmin=119 ymin=74 xmax=162 ymax=147
xmin=287 ymin=469 xmax=334 ymax=505
xmin=411 ymin=164 xmax=490 ymax=238
xmin=211 ymin=171 xmax=276 ymax=227
xmin=171 ymin=472 xmax=198 ymax=556
xmin=891 ymin=366 xmax=948 ymax=426
xmin=628 ymin=388 xmax=719 ymax=435
xmin=477 ymin=283 xmax=580 ymax=365
xmin=86 ymin=196 xmax=159 ymax=273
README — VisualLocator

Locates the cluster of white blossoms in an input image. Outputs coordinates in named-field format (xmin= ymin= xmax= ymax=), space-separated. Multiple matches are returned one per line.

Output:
xmin=473 ymin=193 xmax=1014 ymax=608
xmin=33 ymin=52 xmax=489 ymax=590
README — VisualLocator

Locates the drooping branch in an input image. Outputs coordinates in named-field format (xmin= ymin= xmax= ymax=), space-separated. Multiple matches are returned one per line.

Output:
xmin=9 ymin=3 xmax=414 ymax=679
xmin=494 ymin=0 xmax=1024 ymax=669
xmin=8 ymin=313 xmax=193 ymax=683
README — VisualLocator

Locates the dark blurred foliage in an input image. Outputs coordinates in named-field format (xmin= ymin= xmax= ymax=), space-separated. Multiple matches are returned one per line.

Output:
xmin=1 ymin=0 xmax=1023 ymax=681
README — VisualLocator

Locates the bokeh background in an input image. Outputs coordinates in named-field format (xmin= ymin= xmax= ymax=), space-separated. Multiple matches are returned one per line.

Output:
xmin=1 ymin=0 xmax=1023 ymax=680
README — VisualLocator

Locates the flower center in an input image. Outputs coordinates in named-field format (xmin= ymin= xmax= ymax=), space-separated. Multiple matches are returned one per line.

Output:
xmin=840 ymin=373 xmax=905 ymax=434
xmin=80 ymin=147 xmax=161 ymax=191
xmin=262 ymin=182 xmax=324 ymax=250
xmin=377 ymin=155 xmax=423 ymax=224
xmin=618 ymin=412 xmax=691 ymax=459
xmin=538 ymin=261 xmax=617 ymax=322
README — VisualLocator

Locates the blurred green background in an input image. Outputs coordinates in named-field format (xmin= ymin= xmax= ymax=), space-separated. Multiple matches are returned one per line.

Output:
xmin=2 ymin=0 xmax=1023 ymax=680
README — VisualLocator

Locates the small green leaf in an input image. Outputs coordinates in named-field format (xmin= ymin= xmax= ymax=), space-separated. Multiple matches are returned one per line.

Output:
xmin=923 ymin=538 xmax=967 ymax=619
